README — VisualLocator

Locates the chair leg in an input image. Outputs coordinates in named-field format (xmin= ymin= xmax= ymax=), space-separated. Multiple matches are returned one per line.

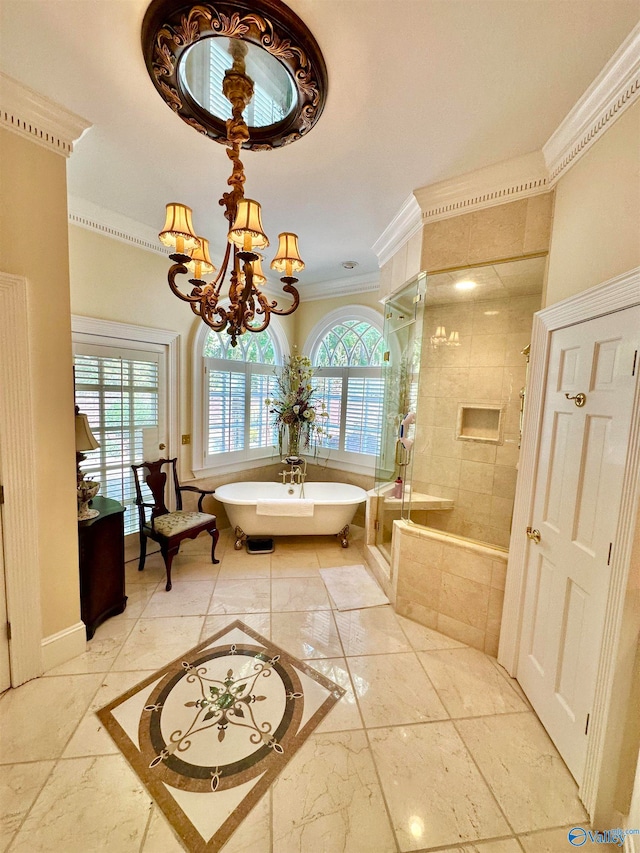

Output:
xmin=161 ymin=545 xmax=179 ymax=592
xmin=210 ymin=527 xmax=220 ymax=565
xmin=138 ymin=532 xmax=147 ymax=572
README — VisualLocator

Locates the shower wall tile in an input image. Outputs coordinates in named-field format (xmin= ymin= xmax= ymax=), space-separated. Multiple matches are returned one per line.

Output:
xmin=438 ymin=368 xmax=469 ymax=398
xmin=395 ymin=596 xmax=439 ymax=631
xmin=434 ymin=399 xmax=461 ymax=428
xmin=468 ymin=200 xmax=529 ymax=264
xmin=397 ymin=559 xmax=441 ymax=613
xmin=505 ymin=331 xmax=532 ymax=365
xmin=496 ymin=440 xmax=519 ymax=467
xmin=421 ymin=215 xmax=471 ymax=271
xmin=466 ymin=367 xmax=504 ymax=399
xmin=440 ymin=573 xmax=490 ymax=631
xmin=441 ymin=545 xmax=493 ymax=586
xmin=491 ymin=561 xmax=508 ymax=591
xmin=470 ymin=334 xmax=508 ymax=366
xmin=430 ymin=455 xmax=462 ymax=489
xmin=461 ymin=442 xmax=497 ymax=463
xmin=492 ymin=466 xmax=518 ymax=500
xmin=432 ymin=428 xmax=463 ymax=459
xmin=437 ymin=613 xmax=485 ymax=650
xmin=460 ymin=460 xmax=494 ymax=495
xmin=490 ymin=496 xmax=515 ymax=529
xmin=523 ymin=191 xmax=554 ymax=254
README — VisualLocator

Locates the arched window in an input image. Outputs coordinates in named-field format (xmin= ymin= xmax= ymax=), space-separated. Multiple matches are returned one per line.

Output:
xmin=306 ymin=308 xmax=384 ymax=463
xmin=196 ymin=325 xmax=285 ymax=471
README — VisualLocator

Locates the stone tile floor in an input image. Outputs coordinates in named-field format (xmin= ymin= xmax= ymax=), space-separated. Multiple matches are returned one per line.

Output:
xmin=1 ymin=527 xmax=613 ymax=852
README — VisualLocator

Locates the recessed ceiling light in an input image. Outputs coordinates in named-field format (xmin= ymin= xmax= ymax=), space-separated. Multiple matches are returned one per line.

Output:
xmin=341 ymin=260 xmax=359 ymax=269
xmin=484 ymin=310 xmax=499 ymax=316
xmin=455 ymin=279 xmax=476 ymax=291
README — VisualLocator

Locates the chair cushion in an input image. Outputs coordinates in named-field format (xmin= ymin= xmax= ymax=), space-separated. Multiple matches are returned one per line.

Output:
xmin=152 ymin=511 xmax=215 ymax=537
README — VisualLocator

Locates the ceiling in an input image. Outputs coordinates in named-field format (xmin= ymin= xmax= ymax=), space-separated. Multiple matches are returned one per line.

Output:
xmin=1 ymin=1 xmax=639 ymax=289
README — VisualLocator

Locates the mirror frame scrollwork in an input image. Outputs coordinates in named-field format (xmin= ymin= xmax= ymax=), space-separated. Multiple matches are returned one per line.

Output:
xmin=141 ymin=0 xmax=328 ymax=150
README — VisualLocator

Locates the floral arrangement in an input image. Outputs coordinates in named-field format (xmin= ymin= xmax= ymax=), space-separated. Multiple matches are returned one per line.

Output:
xmin=265 ymin=354 xmax=329 ymax=457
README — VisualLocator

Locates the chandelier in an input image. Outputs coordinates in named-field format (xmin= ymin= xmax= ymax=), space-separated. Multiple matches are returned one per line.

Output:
xmin=142 ymin=0 xmax=328 ymax=347
xmin=158 ymin=43 xmax=304 ymax=346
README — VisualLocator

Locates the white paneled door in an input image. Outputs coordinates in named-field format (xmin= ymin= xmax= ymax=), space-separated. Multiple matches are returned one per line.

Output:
xmin=517 ymin=306 xmax=640 ymax=784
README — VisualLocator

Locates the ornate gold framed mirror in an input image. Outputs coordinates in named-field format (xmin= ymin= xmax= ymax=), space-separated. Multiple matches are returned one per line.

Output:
xmin=141 ymin=0 xmax=328 ymax=150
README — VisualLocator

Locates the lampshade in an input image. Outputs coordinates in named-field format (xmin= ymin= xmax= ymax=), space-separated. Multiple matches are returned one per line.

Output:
xmin=238 ymin=254 xmax=267 ymax=287
xmin=270 ymin=232 xmax=305 ymax=275
xmin=447 ymin=330 xmax=460 ymax=346
xmin=228 ymin=199 xmax=269 ymax=252
xmin=75 ymin=413 xmax=100 ymax=452
xmin=185 ymin=237 xmax=216 ymax=278
xmin=159 ymin=203 xmax=200 ymax=254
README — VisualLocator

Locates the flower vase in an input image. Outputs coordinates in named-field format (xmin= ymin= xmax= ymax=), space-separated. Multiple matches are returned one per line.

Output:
xmin=287 ymin=422 xmax=301 ymax=460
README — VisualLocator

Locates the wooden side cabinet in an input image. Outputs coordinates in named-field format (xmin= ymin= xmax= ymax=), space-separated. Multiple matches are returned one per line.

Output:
xmin=78 ymin=496 xmax=127 ymax=640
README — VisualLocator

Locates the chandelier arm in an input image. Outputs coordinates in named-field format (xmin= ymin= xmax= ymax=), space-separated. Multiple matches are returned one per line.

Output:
xmin=168 ymin=262 xmax=205 ymax=304
xmin=267 ymin=283 xmax=300 ymax=316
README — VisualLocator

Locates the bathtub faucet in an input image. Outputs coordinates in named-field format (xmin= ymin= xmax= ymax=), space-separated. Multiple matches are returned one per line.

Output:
xmin=281 ymin=456 xmax=307 ymax=486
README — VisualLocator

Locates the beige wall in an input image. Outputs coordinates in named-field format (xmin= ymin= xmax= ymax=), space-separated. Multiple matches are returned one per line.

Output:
xmin=0 ymin=128 xmax=80 ymax=638
xmin=545 ymin=99 xmax=640 ymax=306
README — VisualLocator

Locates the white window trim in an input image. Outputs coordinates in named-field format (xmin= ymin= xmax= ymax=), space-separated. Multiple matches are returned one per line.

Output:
xmin=192 ymin=317 xmax=289 ymax=478
xmin=303 ymin=305 xmax=384 ymax=470
xmin=71 ymin=316 xmax=180 ymax=474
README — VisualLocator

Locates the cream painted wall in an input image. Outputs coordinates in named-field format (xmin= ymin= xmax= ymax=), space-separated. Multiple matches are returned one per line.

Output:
xmin=0 ymin=128 xmax=79 ymax=638
xmin=545 ymin=98 xmax=640 ymax=306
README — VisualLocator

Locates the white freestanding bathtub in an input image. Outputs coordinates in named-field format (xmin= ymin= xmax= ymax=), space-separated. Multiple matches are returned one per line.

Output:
xmin=215 ymin=481 xmax=367 ymax=548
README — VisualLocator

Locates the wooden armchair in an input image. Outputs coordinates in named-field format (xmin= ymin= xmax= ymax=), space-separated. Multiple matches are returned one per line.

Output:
xmin=131 ymin=458 xmax=219 ymax=591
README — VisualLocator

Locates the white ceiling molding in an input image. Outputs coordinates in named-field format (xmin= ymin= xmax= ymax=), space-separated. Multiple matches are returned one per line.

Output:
xmin=414 ymin=151 xmax=549 ymax=223
xmin=544 ymin=23 xmax=640 ymax=185
xmin=0 ymin=72 xmax=90 ymax=157
xmin=371 ymin=194 xmax=423 ymax=268
xmin=68 ymin=195 xmax=165 ymax=255
xmin=299 ymin=270 xmax=380 ymax=302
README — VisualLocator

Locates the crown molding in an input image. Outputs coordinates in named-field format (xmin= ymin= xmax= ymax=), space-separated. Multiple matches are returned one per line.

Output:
xmin=544 ymin=23 xmax=640 ymax=185
xmin=0 ymin=72 xmax=90 ymax=157
xmin=300 ymin=270 xmax=380 ymax=301
xmin=371 ymin=195 xmax=423 ymax=268
xmin=414 ymin=151 xmax=550 ymax=224
xmin=68 ymin=196 xmax=165 ymax=255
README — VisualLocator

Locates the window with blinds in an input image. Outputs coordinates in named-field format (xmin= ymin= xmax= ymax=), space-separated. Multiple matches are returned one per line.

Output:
xmin=312 ymin=320 xmax=384 ymax=460
xmin=203 ymin=329 xmax=280 ymax=465
xmin=74 ymin=349 xmax=161 ymax=535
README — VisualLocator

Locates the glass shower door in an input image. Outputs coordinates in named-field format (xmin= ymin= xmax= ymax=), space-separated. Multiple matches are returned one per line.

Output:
xmin=374 ymin=272 xmax=425 ymax=563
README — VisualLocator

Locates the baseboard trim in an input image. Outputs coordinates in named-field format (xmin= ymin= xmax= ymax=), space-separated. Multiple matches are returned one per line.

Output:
xmin=41 ymin=621 xmax=86 ymax=672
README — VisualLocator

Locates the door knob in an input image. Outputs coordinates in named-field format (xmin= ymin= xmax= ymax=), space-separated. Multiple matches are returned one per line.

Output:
xmin=565 ymin=392 xmax=586 ymax=407
xmin=526 ymin=526 xmax=541 ymax=544
xmin=159 ymin=443 xmax=166 ymax=450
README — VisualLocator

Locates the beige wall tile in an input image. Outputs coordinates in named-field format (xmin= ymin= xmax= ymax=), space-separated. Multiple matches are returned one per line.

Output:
xmin=489 ymin=527 xmax=511 ymax=549
xmin=496 ymin=440 xmax=519 ymax=467
xmin=422 ymin=215 xmax=471 ymax=271
xmin=493 ymin=465 xmax=518 ymax=499
xmin=437 ymin=613 xmax=484 ymax=650
xmin=397 ymin=558 xmax=441 ymax=611
xmin=395 ymin=596 xmax=439 ymax=630
xmin=470 ymin=334 xmax=507 ymax=367
xmin=484 ymin=631 xmax=500 ymax=657
xmin=460 ymin=460 xmax=494 ymax=494
xmin=419 ymin=368 xmax=440 ymax=396
xmin=430 ymin=455 xmax=462 ymax=489
xmin=523 ymin=192 xmax=554 ymax=254
xmin=440 ymin=572 xmax=490 ymax=630
xmin=466 ymin=367 xmax=504 ymax=400
xmin=501 ymin=365 xmax=526 ymax=404
xmin=432 ymin=427 xmax=463 ymax=459
xmin=433 ymin=398 xmax=461 ymax=428
xmin=490 ymin=495 xmax=514 ymax=530
xmin=505 ymin=331 xmax=533 ymax=366
xmin=472 ymin=300 xmax=510 ymax=334
xmin=461 ymin=442 xmax=497 ymax=463
xmin=468 ymin=200 xmax=528 ymax=264
xmin=441 ymin=544 xmax=493 ymax=586
xmin=491 ymin=561 xmax=508 ymax=591
xmin=401 ymin=532 xmax=444 ymax=567
xmin=438 ymin=368 xmax=469 ymax=398
xmin=487 ymin=587 xmax=505 ymax=635
xmin=437 ymin=336 xmax=473 ymax=368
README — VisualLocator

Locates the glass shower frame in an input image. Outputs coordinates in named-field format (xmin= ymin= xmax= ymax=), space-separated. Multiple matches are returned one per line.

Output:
xmin=374 ymin=272 xmax=426 ymax=562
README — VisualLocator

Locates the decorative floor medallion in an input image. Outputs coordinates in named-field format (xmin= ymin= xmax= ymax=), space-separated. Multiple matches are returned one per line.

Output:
xmin=98 ymin=621 xmax=345 ymax=852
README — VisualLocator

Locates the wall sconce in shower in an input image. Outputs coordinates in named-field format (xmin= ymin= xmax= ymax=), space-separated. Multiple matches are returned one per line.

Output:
xmin=430 ymin=326 xmax=461 ymax=348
